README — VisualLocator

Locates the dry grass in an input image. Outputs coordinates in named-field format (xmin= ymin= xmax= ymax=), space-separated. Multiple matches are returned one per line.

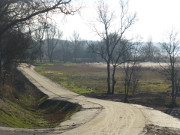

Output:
xmin=35 ymin=63 xmax=171 ymax=94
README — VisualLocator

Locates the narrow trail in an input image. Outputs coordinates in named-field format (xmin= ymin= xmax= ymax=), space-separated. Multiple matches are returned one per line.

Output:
xmin=0 ymin=64 xmax=180 ymax=135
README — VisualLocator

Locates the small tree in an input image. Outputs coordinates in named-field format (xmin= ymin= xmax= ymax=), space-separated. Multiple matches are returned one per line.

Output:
xmin=140 ymin=39 xmax=160 ymax=62
xmin=45 ymin=24 xmax=62 ymax=63
xmin=0 ymin=29 xmax=33 ymax=84
xmin=33 ymin=22 xmax=48 ymax=62
xmin=111 ymin=38 xmax=133 ymax=94
xmin=55 ymin=40 xmax=73 ymax=63
xmin=160 ymin=29 xmax=180 ymax=107
xmin=122 ymin=42 xmax=140 ymax=102
xmin=71 ymin=31 xmax=84 ymax=63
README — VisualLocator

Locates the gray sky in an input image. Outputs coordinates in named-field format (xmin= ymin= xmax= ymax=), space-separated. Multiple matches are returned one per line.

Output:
xmin=54 ymin=0 xmax=180 ymax=42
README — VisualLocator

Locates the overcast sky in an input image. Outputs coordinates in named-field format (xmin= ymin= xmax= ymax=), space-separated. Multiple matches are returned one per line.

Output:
xmin=54 ymin=0 xmax=180 ymax=42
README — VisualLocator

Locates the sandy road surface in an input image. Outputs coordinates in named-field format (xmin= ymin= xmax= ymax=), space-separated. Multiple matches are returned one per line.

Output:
xmin=16 ymin=64 xmax=146 ymax=135
xmin=1 ymin=64 xmax=180 ymax=135
xmin=60 ymin=99 xmax=145 ymax=135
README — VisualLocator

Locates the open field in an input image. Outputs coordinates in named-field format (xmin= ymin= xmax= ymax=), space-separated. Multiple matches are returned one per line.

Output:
xmin=35 ymin=62 xmax=171 ymax=94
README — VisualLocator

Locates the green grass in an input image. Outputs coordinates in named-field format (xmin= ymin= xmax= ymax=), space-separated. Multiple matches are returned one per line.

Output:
xmin=35 ymin=66 xmax=103 ymax=94
xmin=34 ymin=63 xmax=171 ymax=94
xmin=32 ymin=62 xmax=55 ymax=66
xmin=0 ymin=98 xmax=48 ymax=128
xmin=0 ymin=96 xmax=81 ymax=128
xmin=0 ymin=70 xmax=81 ymax=128
xmin=0 ymin=94 xmax=81 ymax=128
xmin=138 ymin=80 xmax=170 ymax=93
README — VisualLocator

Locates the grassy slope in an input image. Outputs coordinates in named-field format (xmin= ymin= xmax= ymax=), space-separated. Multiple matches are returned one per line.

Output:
xmin=0 ymin=69 xmax=81 ymax=128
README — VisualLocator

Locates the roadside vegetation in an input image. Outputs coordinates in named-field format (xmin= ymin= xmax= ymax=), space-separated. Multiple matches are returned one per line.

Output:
xmin=0 ymin=70 xmax=81 ymax=128
xmin=0 ymin=0 xmax=82 ymax=129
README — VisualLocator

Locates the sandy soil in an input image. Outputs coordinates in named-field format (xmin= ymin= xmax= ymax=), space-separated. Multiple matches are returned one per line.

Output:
xmin=0 ymin=63 xmax=180 ymax=135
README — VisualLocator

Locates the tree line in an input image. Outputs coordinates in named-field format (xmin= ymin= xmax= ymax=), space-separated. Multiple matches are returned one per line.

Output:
xmin=0 ymin=0 xmax=77 ymax=86
xmin=32 ymin=26 xmax=180 ymax=106
xmin=0 ymin=0 xmax=179 ymax=107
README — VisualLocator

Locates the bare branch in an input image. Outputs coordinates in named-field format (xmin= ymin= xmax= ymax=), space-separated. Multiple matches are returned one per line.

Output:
xmin=0 ymin=0 xmax=77 ymax=36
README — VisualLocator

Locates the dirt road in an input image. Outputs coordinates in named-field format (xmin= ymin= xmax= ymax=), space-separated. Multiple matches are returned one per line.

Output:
xmin=17 ymin=64 xmax=146 ymax=135
xmin=60 ymin=100 xmax=145 ymax=135
xmin=1 ymin=64 xmax=180 ymax=135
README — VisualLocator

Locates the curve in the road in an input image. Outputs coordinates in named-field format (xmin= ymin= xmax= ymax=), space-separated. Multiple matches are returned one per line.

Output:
xmin=0 ymin=64 xmax=148 ymax=135
xmin=17 ymin=64 xmax=146 ymax=135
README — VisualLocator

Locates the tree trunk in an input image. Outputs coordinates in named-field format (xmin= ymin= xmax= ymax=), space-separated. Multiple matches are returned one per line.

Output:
xmin=0 ymin=38 xmax=2 ymax=86
xmin=124 ymin=80 xmax=128 ymax=102
xmin=0 ymin=58 xmax=2 ymax=86
xmin=170 ymin=59 xmax=176 ymax=107
xmin=39 ymin=48 xmax=43 ymax=62
xmin=39 ymin=53 xmax=42 ymax=62
xmin=49 ymin=55 xmax=53 ymax=63
xmin=112 ymin=65 xmax=116 ymax=94
xmin=175 ymin=80 xmax=179 ymax=101
xmin=107 ymin=60 xmax=111 ymax=95
xmin=39 ymin=41 xmax=43 ymax=62
xmin=171 ymin=78 xmax=176 ymax=106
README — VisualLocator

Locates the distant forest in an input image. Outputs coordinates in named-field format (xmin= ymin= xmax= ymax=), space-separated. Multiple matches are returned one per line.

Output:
xmin=32 ymin=38 xmax=162 ymax=63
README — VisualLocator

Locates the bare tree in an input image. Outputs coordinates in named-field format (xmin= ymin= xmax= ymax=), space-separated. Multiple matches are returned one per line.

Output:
xmin=92 ymin=0 xmax=136 ymax=94
xmin=160 ymin=29 xmax=180 ymax=107
xmin=46 ymin=24 xmax=63 ymax=63
xmin=140 ymin=39 xmax=160 ymax=62
xmin=121 ymin=42 xmax=140 ymax=102
xmin=71 ymin=31 xmax=81 ymax=63
xmin=87 ymin=41 xmax=101 ymax=62
xmin=0 ymin=0 xmax=77 ymax=85
xmin=0 ymin=0 xmax=76 ymax=37
xmin=33 ymin=22 xmax=48 ymax=62
xmin=111 ymin=38 xmax=133 ymax=94
xmin=56 ymin=40 xmax=73 ymax=63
